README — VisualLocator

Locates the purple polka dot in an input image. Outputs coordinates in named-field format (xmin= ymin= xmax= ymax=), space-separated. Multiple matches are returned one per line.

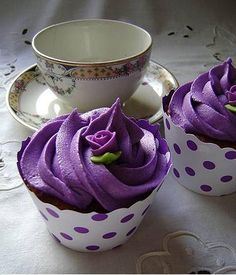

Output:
xmin=187 ymin=140 xmax=198 ymax=151
xmin=200 ymin=185 xmax=212 ymax=192
xmin=86 ymin=245 xmax=100 ymax=251
xmin=173 ymin=168 xmax=180 ymax=178
xmin=185 ymin=167 xmax=195 ymax=176
xmin=91 ymin=213 xmax=108 ymax=221
xmin=126 ymin=227 xmax=137 ymax=237
xmin=103 ymin=232 xmax=117 ymax=239
xmin=173 ymin=143 xmax=181 ymax=154
xmin=221 ymin=175 xmax=233 ymax=182
xmin=203 ymin=161 xmax=215 ymax=170
xmin=60 ymin=232 xmax=73 ymax=240
xmin=165 ymin=118 xmax=170 ymax=130
xmin=142 ymin=205 xmax=150 ymax=216
xmin=39 ymin=211 xmax=48 ymax=221
xmin=225 ymin=151 xmax=236 ymax=160
xmin=74 ymin=227 xmax=89 ymax=234
xmin=52 ymin=234 xmax=61 ymax=243
xmin=46 ymin=208 xmax=59 ymax=218
xmin=121 ymin=214 xmax=134 ymax=223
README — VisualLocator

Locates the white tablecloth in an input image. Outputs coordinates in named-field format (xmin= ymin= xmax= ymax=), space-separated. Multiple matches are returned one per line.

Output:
xmin=1 ymin=0 xmax=236 ymax=273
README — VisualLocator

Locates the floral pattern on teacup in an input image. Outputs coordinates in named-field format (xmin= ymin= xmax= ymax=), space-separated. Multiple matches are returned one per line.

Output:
xmin=36 ymin=51 xmax=150 ymax=96
xmin=70 ymin=55 xmax=149 ymax=79
xmin=43 ymin=73 xmax=76 ymax=95
xmin=36 ymin=51 xmax=150 ymax=80
xmin=38 ymin=59 xmax=66 ymax=75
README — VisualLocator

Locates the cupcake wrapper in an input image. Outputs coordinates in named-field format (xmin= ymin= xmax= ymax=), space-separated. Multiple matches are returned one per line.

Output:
xmin=163 ymin=111 xmax=236 ymax=196
xmin=27 ymin=184 xmax=161 ymax=252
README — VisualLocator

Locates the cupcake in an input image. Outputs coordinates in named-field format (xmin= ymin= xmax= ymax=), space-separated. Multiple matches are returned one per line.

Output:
xmin=17 ymin=98 xmax=171 ymax=252
xmin=163 ymin=58 xmax=236 ymax=196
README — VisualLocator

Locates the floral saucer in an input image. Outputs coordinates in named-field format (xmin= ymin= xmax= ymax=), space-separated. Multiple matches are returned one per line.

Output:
xmin=7 ymin=61 xmax=178 ymax=131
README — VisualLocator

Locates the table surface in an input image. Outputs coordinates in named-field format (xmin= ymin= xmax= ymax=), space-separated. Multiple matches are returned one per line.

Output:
xmin=1 ymin=0 xmax=236 ymax=273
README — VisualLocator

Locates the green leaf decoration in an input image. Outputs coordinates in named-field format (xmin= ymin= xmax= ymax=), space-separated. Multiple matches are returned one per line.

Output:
xmin=91 ymin=151 xmax=122 ymax=165
xmin=225 ymin=104 xmax=236 ymax=113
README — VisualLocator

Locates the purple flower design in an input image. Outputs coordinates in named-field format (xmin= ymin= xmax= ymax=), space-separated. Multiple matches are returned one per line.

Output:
xmin=226 ymin=85 xmax=236 ymax=106
xmin=137 ymin=55 xmax=148 ymax=70
xmin=85 ymin=130 xmax=118 ymax=156
xmin=125 ymin=62 xmax=134 ymax=73
xmin=15 ymin=79 xmax=25 ymax=92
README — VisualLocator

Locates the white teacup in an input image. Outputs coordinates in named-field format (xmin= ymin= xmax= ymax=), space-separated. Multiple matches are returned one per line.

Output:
xmin=32 ymin=19 xmax=152 ymax=112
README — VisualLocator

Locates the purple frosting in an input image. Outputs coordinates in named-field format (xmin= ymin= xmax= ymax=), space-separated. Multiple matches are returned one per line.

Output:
xmin=17 ymin=99 xmax=171 ymax=212
xmin=169 ymin=58 xmax=236 ymax=141
xmin=226 ymin=85 xmax=236 ymax=106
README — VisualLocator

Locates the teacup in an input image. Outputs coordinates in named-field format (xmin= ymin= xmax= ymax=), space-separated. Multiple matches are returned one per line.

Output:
xmin=32 ymin=19 xmax=152 ymax=112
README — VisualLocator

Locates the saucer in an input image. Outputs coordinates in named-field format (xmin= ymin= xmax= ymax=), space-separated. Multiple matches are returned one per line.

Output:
xmin=7 ymin=60 xmax=178 ymax=131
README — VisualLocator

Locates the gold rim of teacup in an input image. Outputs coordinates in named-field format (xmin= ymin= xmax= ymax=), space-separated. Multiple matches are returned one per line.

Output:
xmin=32 ymin=19 xmax=152 ymax=67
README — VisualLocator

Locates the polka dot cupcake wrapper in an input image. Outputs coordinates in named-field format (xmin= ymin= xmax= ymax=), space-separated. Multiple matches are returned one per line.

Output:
xmin=28 ymin=184 xmax=160 ymax=252
xmin=164 ymin=112 xmax=236 ymax=196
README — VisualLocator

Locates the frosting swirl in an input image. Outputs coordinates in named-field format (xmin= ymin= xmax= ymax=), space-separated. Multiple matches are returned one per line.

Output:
xmin=169 ymin=58 xmax=236 ymax=141
xmin=18 ymin=99 xmax=170 ymax=212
